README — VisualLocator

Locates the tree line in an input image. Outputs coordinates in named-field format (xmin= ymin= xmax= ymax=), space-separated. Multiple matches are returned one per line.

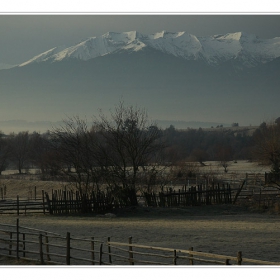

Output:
xmin=0 ymin=103 xmax=279 ymax=196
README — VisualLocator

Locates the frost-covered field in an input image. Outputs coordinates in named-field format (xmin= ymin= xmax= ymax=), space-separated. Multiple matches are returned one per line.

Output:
xmin=0 ymin=160 xmax=279 ymax=265
xmin=0 ymin=160 xmax=271 ymax=200
xmin=0 ymin=205 xmax=280 ymax=265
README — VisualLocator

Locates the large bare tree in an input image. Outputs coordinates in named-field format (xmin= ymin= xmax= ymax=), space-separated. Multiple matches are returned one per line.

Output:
xmin=50 ymin=116 xmax=103 ymax=195
xmin=93 ymin=102 xmax=166 ymax=195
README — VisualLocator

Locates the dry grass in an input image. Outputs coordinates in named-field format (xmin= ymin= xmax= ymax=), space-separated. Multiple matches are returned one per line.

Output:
xmin=0 ymin=178 xmax=68 ymax=200
xmin=0 ymin=161 xmax=279 ymax=265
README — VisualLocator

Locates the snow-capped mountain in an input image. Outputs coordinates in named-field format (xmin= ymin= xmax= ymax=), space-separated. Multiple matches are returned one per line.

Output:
xmin=18 ymin=31 xmax=280 ymax=68
xmin=1 ymin=30 xmax=280 ymax=128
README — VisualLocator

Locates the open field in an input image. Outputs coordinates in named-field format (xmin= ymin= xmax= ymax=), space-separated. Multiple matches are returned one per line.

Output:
xmin=1 ymin=205 xmax=280 ymax=265
xmin=0 ymin=160 xmax=279 ymax=265
xmin=0 ymin=160 xmax=271 ymax=201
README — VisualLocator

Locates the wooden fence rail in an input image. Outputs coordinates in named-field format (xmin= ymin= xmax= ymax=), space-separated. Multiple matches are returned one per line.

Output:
xmin=1 ymin=219 xmax=280 ymax=266
xmin=0 ymin=219 xmax=105 ymax=265
xmin=144 ymin=184 xmax=232 ymax=207
xmin=45 ymin=187 xmax=137 ymax=215
xmin=1 ymin=184 xmax=280 ymax=216
xmin=0 ymin=196 xmax=47 ymax=215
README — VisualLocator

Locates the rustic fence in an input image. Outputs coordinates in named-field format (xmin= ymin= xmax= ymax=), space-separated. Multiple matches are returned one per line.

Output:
xmin=0 ymin=184 xmax=7 ymax=201
xmin=232 ymin=187 xmax=280 ymax=210
xmin=0 ymin=219 xmax=106 ymax=265
xmin=1 ymin=219 xmax=279 ymax=266
xmin=0 ymin=193 xmax=47 ymax=215
xmin=2 ymin=182 xmax=280 ymax=215
xmin=44 ymin=187 xmax=137 ymax=215
xmin=144 ymin=184 xmax=232 ymax=207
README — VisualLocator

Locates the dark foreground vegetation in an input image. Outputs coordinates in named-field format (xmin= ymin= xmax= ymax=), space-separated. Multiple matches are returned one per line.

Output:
xmin=0 ymin=102 xmax=280 ymax=204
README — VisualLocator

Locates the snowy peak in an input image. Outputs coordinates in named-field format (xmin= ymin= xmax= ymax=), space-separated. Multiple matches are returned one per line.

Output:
xmin=20 ymin=45 xmax=68 ymax=66
xmin=146 ymin=31 xmax=202 ymax=59
xmin=103 ymin=31 xmax=140 ymax=42
xmin=18 ymin=31 xmax=280 ymax=67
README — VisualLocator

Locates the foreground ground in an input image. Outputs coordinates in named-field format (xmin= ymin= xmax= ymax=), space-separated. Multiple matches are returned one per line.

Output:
xmin=0 ymin=204 xmax=280 ymax=265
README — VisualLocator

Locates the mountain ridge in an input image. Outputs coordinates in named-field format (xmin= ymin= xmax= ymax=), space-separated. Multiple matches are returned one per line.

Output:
xmin=16 ymin=31 xmax=280 ymax=68
xmin=1 ymin=31 xmax=280 ymax=127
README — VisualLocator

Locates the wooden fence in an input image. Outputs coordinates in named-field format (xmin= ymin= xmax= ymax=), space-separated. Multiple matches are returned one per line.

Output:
xmin=44 ymin=187 xmax=137 ymax=215
xmin=1 ymin=219 xmax=279 ymax=266
xmin=144 ymin=184 xmax=232 ymax=207
xmin=232 ymin=187 xmax=280 ymax=210
xmin=0 ymin=219 xmax=106 ymax=265
xmin=1 ymin=183 xmax=280 ymax=216
xmin=0 ymin=184 xmax=7 ymax=200
xmin=0 ymin=194 xmax=47 ymax=215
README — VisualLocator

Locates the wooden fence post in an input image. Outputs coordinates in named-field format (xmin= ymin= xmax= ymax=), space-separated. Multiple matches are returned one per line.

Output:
xmin=225 ymin=259 xmax=230 ymax=265
xmin=173 ymin=250 xmax=177 ymax=265
xmin=9 ymin=232 xmax=12 ymax=255
xmin=42 ymin=190 xmax=45 ymax=214
xmin=17 ymin=195 xmax=19 ymax=216
xmin=45 ymin=235 xmax=50 ymax=262
xmin=258 ymin=189 xmax=262 ymax=210
xmin=16 ymin=218 xmax=19 ymax=259
xmin=237 ymin=251 xmax=242 ymax=265
xmin=66 ymin=232 xmax=71 ymax=265
xmin=45 ymin=192 xmax=53 ymax=215
xmin=108 ymin=237 xmax=112 ymax=264
xmin=22 ymin=233 xmax=26 ymax=257
xmin=64 ymin=190 xmax=67 ymax=214
xmin=39 ymin=234 xmax=44 ymax=264
xmin=189 ymin=247 xmax=194 ymax=265
xmin=99 ymin=243 xmax=103 ymax=265
xmin=128 ymin=236 xmax=134 ymax=265
xmin=91 ymin=237 xmax=95 ymax=265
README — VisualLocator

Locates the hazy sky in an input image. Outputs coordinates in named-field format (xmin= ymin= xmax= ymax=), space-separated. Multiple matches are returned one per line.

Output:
xmin=1 ymin=14 xmax=280 ymax=64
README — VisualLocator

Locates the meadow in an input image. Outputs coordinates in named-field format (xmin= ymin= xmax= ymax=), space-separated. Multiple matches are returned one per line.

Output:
xmin=0 ymin=161 xmax=279 ymax=265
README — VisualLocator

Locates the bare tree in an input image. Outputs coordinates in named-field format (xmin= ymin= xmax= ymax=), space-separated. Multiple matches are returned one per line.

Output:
xmin=0 ymin=132 xmax=11 ymax=174
xmin=9 ymin=131 xmax=30 ymax=174
xmin=93 ymin=102 xmax=166 ymax=198
xmin=254 ymin=121 xmax=280 ymax=174
xmin=29 ymin=132 xmax=53 ymax=174
xmin=50 ymin=116 xmax=103 ymax=194
xmin=189 ymin=148 xmax=209 ymax=166
xmin=216 ymin=145 xmax=232 ymax=173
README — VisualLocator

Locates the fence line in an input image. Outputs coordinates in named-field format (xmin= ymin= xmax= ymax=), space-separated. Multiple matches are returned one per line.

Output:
xmin=144 ymin=184 xmax=232 ymax=207
xmin=0 ymin=219 xmax=279 ymax=266
xmin=1 ymin=184 xmax=280 ymax=216
xmin=0 ymin=193 xmax=47 ymax=215
xmin=44 ymin=187 xmax=138 ymax=215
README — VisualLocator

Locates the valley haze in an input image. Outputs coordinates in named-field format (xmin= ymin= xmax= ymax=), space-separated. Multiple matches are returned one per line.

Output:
xmin=0 ymin=30 xmax=280 ymax=132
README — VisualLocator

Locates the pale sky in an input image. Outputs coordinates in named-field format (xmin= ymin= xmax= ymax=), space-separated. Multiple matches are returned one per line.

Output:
xmin=1 ymin=14 xmax=280 ymax=64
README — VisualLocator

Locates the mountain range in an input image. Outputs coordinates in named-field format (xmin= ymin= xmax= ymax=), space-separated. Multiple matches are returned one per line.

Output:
xmin=1 ymin=30 xmax=280 ymax=132
xmin=17 ymin=31 xmax=280 ymax=67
